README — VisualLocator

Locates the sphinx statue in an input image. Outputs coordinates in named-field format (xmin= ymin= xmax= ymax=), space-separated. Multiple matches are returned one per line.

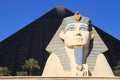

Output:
xmin=42 ymin=13 xmax=114 ymax=77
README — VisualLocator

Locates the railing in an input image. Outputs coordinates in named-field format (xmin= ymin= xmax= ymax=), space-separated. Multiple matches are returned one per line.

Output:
xmin=0 ymin=76 xmax=120 ymax=80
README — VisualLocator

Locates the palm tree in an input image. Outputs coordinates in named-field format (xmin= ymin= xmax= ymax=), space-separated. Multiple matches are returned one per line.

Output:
xmin=22 ymin=58 xmax=40 ymax=76
xmin=0 ymin=67 xmax=10 ymax=76
xmin=114 ymin=61 xmax=120 ymax=76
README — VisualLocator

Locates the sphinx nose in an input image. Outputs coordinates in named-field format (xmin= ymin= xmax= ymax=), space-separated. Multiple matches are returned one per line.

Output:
xmin=76 ymin=29 xmax=81 ymax=36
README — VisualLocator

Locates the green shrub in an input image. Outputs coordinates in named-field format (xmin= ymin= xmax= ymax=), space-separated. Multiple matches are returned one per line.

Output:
xmin=0 ymin=67 xmax=10 ymax=76
xmin=16 ymin=71 xmax=28 ymax=76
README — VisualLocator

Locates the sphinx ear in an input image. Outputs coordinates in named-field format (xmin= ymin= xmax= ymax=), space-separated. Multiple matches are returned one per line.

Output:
xmin=90 ymin=31 xmax=94 ymax=39
xmin=59 ymin=31 xmax=65 ymax=39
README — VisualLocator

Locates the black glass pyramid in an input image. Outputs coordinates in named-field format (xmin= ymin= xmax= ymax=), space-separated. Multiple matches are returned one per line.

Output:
xmin=0 ymin=6 xmax=120 ymax=76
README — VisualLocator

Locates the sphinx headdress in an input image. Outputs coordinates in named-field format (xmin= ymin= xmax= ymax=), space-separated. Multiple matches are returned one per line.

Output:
xmin=46 ymin=16 xmax=108 ymax=72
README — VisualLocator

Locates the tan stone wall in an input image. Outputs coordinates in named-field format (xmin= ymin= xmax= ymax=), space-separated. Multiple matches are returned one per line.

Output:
xmin=0 ymin=76 xmax=120 ymax=80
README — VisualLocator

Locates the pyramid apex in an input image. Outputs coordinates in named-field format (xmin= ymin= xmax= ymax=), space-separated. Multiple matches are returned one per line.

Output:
xmin=55 ymin=5 xmax=65 ymax=12
xmin=56 ymin=5 xmax=64 ymax=8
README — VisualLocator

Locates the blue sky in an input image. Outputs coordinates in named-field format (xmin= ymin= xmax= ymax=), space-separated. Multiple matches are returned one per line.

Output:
xmin=0 ymin=0 xmax=120 ymax=41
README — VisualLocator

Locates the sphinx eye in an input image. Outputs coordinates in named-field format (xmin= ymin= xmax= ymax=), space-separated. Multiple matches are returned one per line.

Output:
xmin=80 ymin=24 xmax=88 ymax=31
xmin=64 ymin=24 xmax=75 ymax=32
xmin=69 ymin=27 xmax=74 ymax=31
xmin=64 ymin=27 xmax=74 ymax=32
xmin=79 ymin=27 xmax=88 ymax=31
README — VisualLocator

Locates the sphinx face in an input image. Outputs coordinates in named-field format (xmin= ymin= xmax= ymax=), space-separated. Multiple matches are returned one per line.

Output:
xmin=60 ymin=23 xmax=90 ymax=48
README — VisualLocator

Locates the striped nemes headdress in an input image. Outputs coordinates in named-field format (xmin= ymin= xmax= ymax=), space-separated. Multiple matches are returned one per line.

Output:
xmin=46 ymin=16 xmax=108 ymax=72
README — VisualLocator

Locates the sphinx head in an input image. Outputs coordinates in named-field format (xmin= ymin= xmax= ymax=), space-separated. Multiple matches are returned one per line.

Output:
xmin=59 ymin=22 xmax=93 ymax=48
